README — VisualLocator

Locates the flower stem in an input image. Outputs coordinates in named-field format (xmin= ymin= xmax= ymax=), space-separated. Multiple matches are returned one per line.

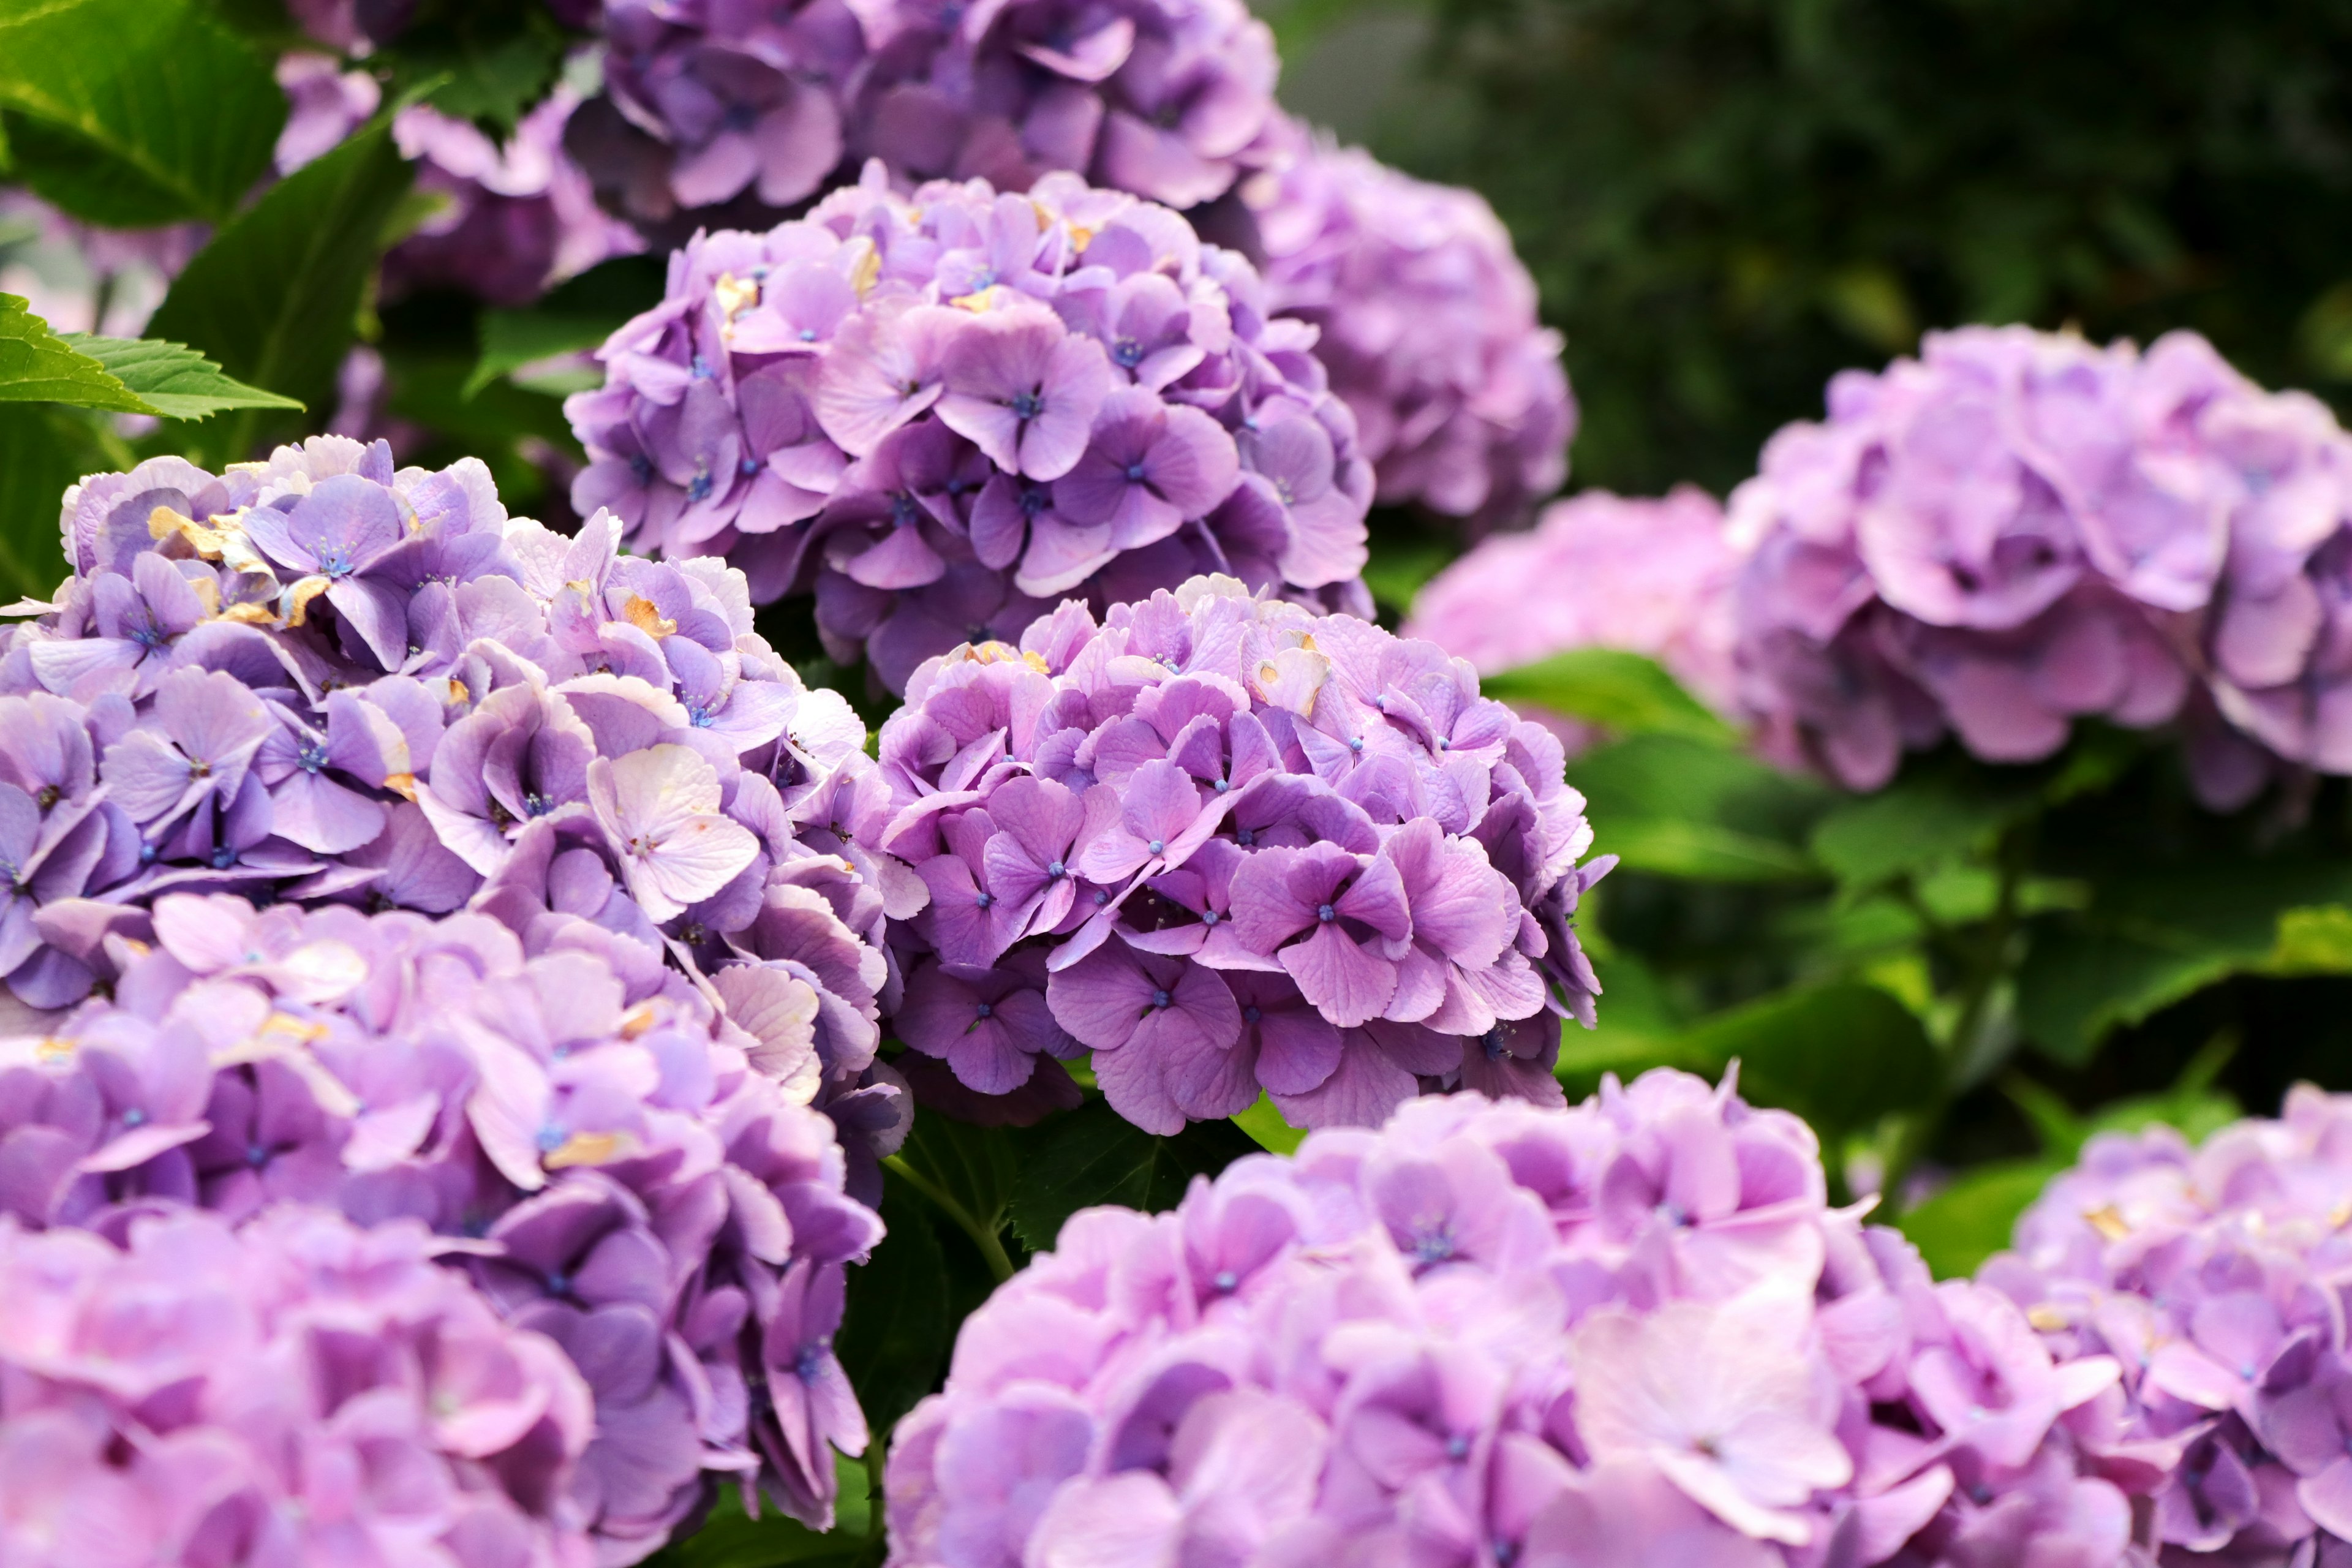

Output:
xmin=881 ymin=1153 xmax=1017 ymax=1284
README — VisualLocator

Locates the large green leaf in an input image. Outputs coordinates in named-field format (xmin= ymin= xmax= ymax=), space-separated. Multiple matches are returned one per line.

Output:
xmin=1483 ymin=648 xmax=1736 ymax=744
xmin=644 ymin=1453 xmax=876 ymax=1568
xmin=1006 ymin=1098 xmax=1257 ymax=1251
xmin=1566 ymin=733 xmax=1828 ymax=884
xmin=2016 ymin=859 xmax=2352 ymax=1063
xmin=0 ymin=293 xmax=150 ymax=412
xmin=144 ymin=108 xmax=414 ymax=461
xmin=1809 ymin=769 xmax=2034 ymax=890
xmin=0 ymin=0 xmax=284 ymax=227
xmin=62 ymin=332 xmax=300 ymax=421
xmin=835 ymin=1177 xmax=952 ymax=1444
xmin=1896 ymin=1158 xmax=2064 ymax=1278
xmin=0 ymin=402 xmax=112 ymax=600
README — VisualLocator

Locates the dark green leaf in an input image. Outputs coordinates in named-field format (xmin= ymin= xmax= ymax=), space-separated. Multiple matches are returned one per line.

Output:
xmin=835 ymin=1176 xmax=951 ymax=1444
xmin=1006 ymin=1098 xmax=1257 ymax=1251
xmin=0 ymin=293 xmax=151 ymax=412
xmin=1593 ymin=816 xmax=1819 ymax=883
xmin=61 ymin=332 xmax=301 ymax=420
xmin=1234 ymin=1092 xmax=1306 ymax=1155
xmin=1483 ymin=648 xmax=1735 ymax=744
xmin=1897 ymin=1158 xmax=2063 ymax=1278
xmin=383 ymin=0 xmax=568 ymax=136
xmin=1809 ymin=771 xmax=2029 ymax=889
xmin=146 ymin=110 xmax=415 ymax=461
xmin=1566 ymin=733 xmax=1828 ymax=884
xmin=644 ymin=1454 xmax=876 ymax=1568
xmin=1673 ymin=981 xmax=1941 ymax=1142
xmin=466 ymin=308 xmax=621 ymax=399
xmin=0 ymin=402 xmax=111 ymax=600
xmin=0 ymin=0 xmax=284 ymax=226
xmin=892 ymin=1115 xmax=1021 ymax=1240
xmin=1362 ymin=532 xmax=1457 ymax=618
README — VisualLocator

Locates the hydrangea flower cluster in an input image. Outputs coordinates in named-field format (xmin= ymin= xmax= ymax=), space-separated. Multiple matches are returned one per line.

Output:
xmin=870 ymin=576 xmax=1602 ymax=1133
xmin=846 ymin=0 xmax=1280 ymax=211
xmin=1407 ymin=486 xmax=1739 ymax=748
xmin=564 ymin=169 xmax=1373 ymax=692
xmin=1725 ymin=323 xmax=2352 ymax=804
xmin=562 ymin=0 xmax=868 ymax=228
xmin=1235 ymin=123 xmax=1574 ymax=532
xmin=884 ymin=1071 xmax=2137 ymax=1568
xmin=0 ymin=891 xmax=885 ymax=1556
xmin=1 ymin=439 xmax=900 ymax=1157
xmin=1983 ymin=1085 xmax=2352 ymax=1563
xmin=0 ymin=1204 xmax=598 ymax=1567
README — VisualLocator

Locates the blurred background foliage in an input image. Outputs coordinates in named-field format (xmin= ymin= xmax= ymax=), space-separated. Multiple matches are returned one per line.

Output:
xmin=1270 ymin=0 xmax=2352 ymax=496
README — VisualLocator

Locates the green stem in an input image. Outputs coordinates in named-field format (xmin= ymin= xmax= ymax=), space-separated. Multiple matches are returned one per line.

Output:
xmin=881 ymin=1154 xmax=1016 ymax=1284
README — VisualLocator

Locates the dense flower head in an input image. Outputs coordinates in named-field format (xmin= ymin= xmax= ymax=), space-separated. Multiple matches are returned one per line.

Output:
xmin=1981 ymin=1085 xmax=2352 ymax=1566
xmin=0 ymin=890 xmax=887 ymax=1556
xmin=1406 ymin=486 xmax=1738 ymax=749
xmin=885 ymin=1071 xmax=2133 ymax=1568
xmin=868 ymin=575 xmax=1601 ymax=1133
xmin=1726 ymin=323 xmax=2352 ymax=805
xmin=0 ymin=439 xmax=905 ymax=1178
xmin=1235 ymin=123 xmax=1574 ymax=532
xmin=564 ymin=168 xmax=1373 ymax=692
xmin=845 ymin=0 xmax=1279 ymax=211
xmin=0 ymin=1202 xmax=597 ymax=1568
xmin=564 ymin=0 xmax=868 ymax=228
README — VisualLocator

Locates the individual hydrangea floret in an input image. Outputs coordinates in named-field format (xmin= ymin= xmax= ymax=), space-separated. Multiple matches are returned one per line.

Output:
xmin=1406 ymin=485 xmax=1738 ymax=750
xmin=847 ymin=0 xmax=1280 ymax=210
xmin=869 ymin=575 xmax=1604 ymax=1133
xmin=1981 ymin=1085 xmax=2352 ymax=1564
xmin=0 ymin=1203 xmax=598 ymax=1568
xmin=0 ymin=891 xmax=887 ymax=1555
xmin=565 ymin=0 xmax=868 ymax=228
xmin=564 ymin=169 xmax=1374 ymax=692
xmin=0 ymin=439 xmax=905 ymax=1178
xmin=1235 ymin=121 xmax=1574 ymax=532
xmin=884 ymin=1070 xmax=2134 ymax=1568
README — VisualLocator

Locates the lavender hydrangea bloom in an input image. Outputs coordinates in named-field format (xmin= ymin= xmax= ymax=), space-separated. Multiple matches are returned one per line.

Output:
xmin=885 ymin=1071 xmax=2132 ymax=1568
xmin=1407 ymin=486 xmax=1740 ymax=752
xmin=0 ymin=1203 xmax=598 ymax=1568
xmin=1978 ymin=1085 xmax=2352 ymax=1566
xmin=1232 ymin=121 xmax=1573 ymax=532
xmin=0 ymin=892 xmax=886 ymax=1555
xmin=564 ymin=169 xmax=1373 ymax=691
xmin=867 ymin=574 xmax=1604 ymax=1131
xmin=847 ymin=0 xmax=1280 ymax=209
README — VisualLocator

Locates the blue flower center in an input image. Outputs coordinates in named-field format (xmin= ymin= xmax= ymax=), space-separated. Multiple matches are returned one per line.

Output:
xmin=1212 ymin=778 xmax=1229 ymax=793
xmin=742 ymin=456 xmax=762 ymax=475
xmin=975 ymin=891 xmax=995 ymax=910
xmin=138 ymin=842 xmax=159 ymax=865
xmin=1150 ymin=989 xmax=1172 ymax=1009
xmin=297 ymin=741 xmax=330 ymax=774
xmin=1213 ymin=1269 xmax=1238 ymax=1292
xmin=546 ymin=1271 xmax=572 ymax=1297
xmin=630 ymin=454 xmax=654 ymax=484
xmin=687 ymin=469 xmax=715 ymax=503
xmin=122 ymin=1107 xmax=148 ymax=1128
xmin=1147 ymin=839 xmax=1164 ymax=854
xmin=130 ymin=619 xmax=170 ymax=652
xmin=246 ymin=1142 xmax=270 ymax=1168
xmin=892 ymin=494 xmax=922 ymax=526
xmin=1316 ymin=903 xmax=1336 ymax=922
xmin=536 ymin=1125 xmax=565 ymax=1153
xmin=1046 ymin=859 xmax=1066 ymax=878
xmin=1235 ymin=827 xmax=1255 ymax=846
xmin=795 ymin=1335 xmax=832 ymax=1382
xmin=523 ymin=792 xmax=557 ymax=818
xmin=692 ymin=353 xmax=717 ymax=379
xmin=1242 ymin=1005 xmax=1261 ymax=1023
xmin=1112 ymin=339 xmax=1144 ymax=368
xmin=1482 ymin=1028 xmax=1505 ymax=1060
xmin=1009 ymin=390 xmax=1044 ymax=420
xmin=1348 ymin=736 xmax=1364 ymax=753
xmin=1019 ymin=483 xmax=1053 ymax=518
xmin=317 ymin=549 xmax=353 ymax=578
xmin=974 ymin=1001 xmax=993 ymax=1020
xmin=1412 ymin=1227 xmax=1456 ymax=1265
xmin=1446 ymin=1435 xmax=1470 ymax=1461
xmin=799 ymin=327 xmax=818 ymax=342
xmin=687 ymin=702 xmax=717 ymax=728
xmin=1124 ymin=461 xmax=1148 ymax=483
xmin=209 ymin=844 xmax=237 ymax=869
xmin=1200 ymin=909 xmax=1219 ymax=925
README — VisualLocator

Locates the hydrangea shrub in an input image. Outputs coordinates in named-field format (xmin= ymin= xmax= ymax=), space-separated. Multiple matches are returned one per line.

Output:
xmin=872 ymin=576 xmax=1605 ymax=1132
xmin=884 ymin=1072 xmax=2135 ymax=1568
xmin=564 ymin=170 xmax=1373 ymax=690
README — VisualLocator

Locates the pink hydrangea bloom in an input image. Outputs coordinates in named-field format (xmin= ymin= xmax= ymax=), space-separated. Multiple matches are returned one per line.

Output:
xmin=884 ymin=1071 xmax=2132 ymax=1568
xmin=0 ymin=1202 xmax=597 ymax=1568
xmin=1238 ymin=121 xmax=1574 ymax=533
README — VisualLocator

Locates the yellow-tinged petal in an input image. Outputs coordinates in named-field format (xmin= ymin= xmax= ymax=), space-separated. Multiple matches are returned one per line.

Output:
xmin=622 ymin=595 xmax=677 ymax=639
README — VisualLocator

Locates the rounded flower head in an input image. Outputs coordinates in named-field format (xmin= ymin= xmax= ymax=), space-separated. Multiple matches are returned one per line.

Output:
xmin=0 ymin=891 xmax=888 ymax=1551
xmin=0 ymin=1203 xmax=598 ymax=1568
xmin=867 ymin=574 xmax=1602 ymax=1133
xmin=564 ymin=169 xmax=1373 ymax=692
xmin=847 ymin=0 xmax=1280 ymax=210
xmin=884 ymin=1071 xmax=2129 ymax=1568
xmin=1407 ymin=486 xmax=1738 ymax=752
xmin=1979 ymin=1085 xmax=2352 ymax=1566
xmin=1236 ymin=123 xmax=1574 ymax=533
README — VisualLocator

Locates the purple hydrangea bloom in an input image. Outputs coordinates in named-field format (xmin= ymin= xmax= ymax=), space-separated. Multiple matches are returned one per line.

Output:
xmin=867 ymin=575 xmax=1604 ymax=1131
xmin=564 ymin=169 xmax=1373 ymax=691
xmin=847 ymin=0 xmax=1280 ymax=210
xmin=1406 ymin=486 xmax=1740 ymax=753
xmin=884 ymin=1071 xmax=2132 ymax=1568
xmin=0 ymin=891 xmax=887 ymax=1556
xmin=1233 ymin=121 xmax=1574 ymax=533
xmin=1975 ymin=1085 xmax=2352 ymax=1566
xmin=564 ymin=0 xmax=867 ymax=230
xmin=0 ymin=1202 xmax=598 ymax=1568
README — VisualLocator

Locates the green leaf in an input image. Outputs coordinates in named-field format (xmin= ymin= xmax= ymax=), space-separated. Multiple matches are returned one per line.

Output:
xmin=1566 ymin=733 xmax=1827 ymax=884
xmin=146 ymin=110 xmax=415 ymax=461
xmin=1594 ymin=816 xmax=1819 ymax=882
xmin=644 ymin=1453 xmax=876 ymax=1568
xmin=1006 ymin=1098 xmax=1257 ymax=1251
xmin=2016 ymin=858 xmax=2352 ymax=1063
xmin=1483 ymin=648 xmax=1735 ymax=744
xmin=382 ymin=0 xmax=568 ymax=136
xmin=0 ymin=402 xmax=111 ymax=600
xmin=835 ymin=1177 xmax=951 ymax=1444
xmin=1362 ymin=532 xmax=1456 ymax=618
xmin=466 ymin=308 xmax=622 ymax=399
xmin=1897 ymin=1158 xmax=2064 ymax=1277
xmin=1809 ymin=771 xmax=2030 ymax=890
xmin=2267 ymin=904 xmax=2352 ymax=974
xmin=1234 ymin=1092 xmax=1306 ymax=1155
xmin=60 ymin=332 xmax=301 ymax=421
xmin=1675 ymin=981 xmax=1942 ymax=1142
xmin=0 ymin=0 xmax=284 ymax=227
xmin=0 ymin=293 xmax=151 ymax=412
